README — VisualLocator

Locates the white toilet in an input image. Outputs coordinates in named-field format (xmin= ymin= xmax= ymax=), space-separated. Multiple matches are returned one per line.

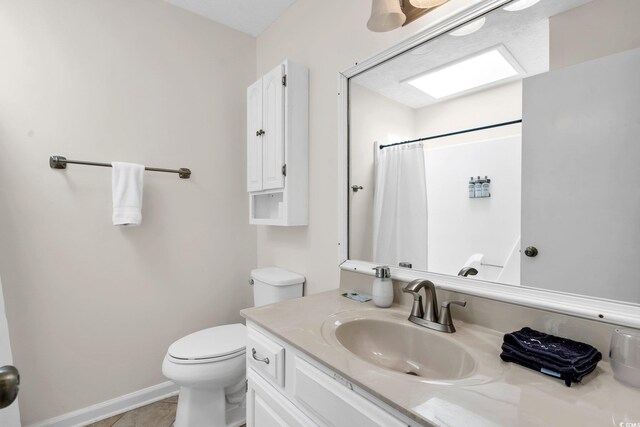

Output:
xmin=162 ymin=267 xmax=305 ymax=427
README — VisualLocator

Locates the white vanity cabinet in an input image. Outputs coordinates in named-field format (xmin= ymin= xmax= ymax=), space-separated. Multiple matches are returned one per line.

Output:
xmin=247 ymin=60 xmax=308 ymax=226
xmin=246 ymin=323 xmax=413 ymax=427
xmin=247 ymin=371 xmax=315 ymax=427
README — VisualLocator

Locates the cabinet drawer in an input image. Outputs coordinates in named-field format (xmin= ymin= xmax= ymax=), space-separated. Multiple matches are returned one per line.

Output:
xmin=247 ymin=328 xmax=285 ymax=387
xmin=293 ymin=358 xmax=406 ymax=427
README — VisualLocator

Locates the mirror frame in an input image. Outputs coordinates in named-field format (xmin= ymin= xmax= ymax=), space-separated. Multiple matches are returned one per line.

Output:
xmin=337 ymin=0 xmax=640 ymax=328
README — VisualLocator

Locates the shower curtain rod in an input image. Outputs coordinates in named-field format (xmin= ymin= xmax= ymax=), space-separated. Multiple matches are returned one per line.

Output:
xmin=49 ymin=155 xmax=191 ymax=179
xmin=378 ymin=119 xmax=523 ymax=150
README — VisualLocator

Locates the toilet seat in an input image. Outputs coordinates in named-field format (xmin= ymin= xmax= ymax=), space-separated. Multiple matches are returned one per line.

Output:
xmin=168 ymin=323 xmax=246 ymax=364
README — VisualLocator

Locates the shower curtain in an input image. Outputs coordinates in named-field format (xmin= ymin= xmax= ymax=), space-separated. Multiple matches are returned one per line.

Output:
xmin=372 ymin=143 xmax=428 ymax=271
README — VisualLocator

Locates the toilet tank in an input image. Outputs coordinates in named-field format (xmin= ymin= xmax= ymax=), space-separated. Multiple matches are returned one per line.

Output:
xmin=251 ymin=267 xmax=305 ymax=307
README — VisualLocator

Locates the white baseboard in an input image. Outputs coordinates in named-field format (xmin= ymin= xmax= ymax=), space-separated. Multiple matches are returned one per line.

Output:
xmin=27 ymin=381 xmax=179 ymax=427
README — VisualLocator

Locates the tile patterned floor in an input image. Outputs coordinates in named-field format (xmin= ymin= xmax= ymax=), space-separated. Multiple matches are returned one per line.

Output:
xmin=85 ymin=396 xmax=178 ymax=427
xmin=85 ymin=396 xmax=246 ymax=427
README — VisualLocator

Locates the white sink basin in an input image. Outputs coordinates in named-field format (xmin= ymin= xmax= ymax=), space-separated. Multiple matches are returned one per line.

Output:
xmin=323 ymin=311 xmax=478 ymax=382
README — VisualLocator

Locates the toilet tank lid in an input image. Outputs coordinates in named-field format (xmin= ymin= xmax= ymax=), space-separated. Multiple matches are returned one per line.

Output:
xmin=251 ymin=267 xmax=305 ymax=286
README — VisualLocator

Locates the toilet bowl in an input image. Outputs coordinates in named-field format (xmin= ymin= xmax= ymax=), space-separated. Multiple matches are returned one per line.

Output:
xmin=163 ymin=267 xmax=305 ymax=427
xmin=163 ymin=324 xmax=247 ymax=427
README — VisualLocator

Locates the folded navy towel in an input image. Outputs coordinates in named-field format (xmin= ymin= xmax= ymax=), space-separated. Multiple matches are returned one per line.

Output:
xmin=500 ymin=327 xmax=602 ymax=387
xmin=501 ymin=343 xmax=601 ymax=386
xmin=503 ymin=327 xmax=599 ymax=365
xmin=501 ymin=342 xmax=601 ymax=373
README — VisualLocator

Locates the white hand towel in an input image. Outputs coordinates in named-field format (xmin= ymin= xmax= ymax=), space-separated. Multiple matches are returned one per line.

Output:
xmin=111 ymin=162 xmax=144 ymax=226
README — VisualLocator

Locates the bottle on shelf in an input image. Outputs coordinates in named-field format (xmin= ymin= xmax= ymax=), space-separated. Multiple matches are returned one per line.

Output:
xmin=482 ymin=176 xmax=491 ymax=198
xmin=475 ymin=176 xmax=483 ymax=198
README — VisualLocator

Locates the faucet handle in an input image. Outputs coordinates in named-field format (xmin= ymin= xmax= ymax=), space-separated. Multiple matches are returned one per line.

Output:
xmin=442 ymin=300 xmax=466 ymax=309
xmin=439 ymin=300 xmax=467 ymax=331
xmin=402 ymin=286 xmax=424 ymax=318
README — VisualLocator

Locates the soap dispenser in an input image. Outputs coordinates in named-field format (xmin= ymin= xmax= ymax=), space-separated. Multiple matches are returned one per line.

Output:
xmin=372 ymin=266 xmax=393 ymax=308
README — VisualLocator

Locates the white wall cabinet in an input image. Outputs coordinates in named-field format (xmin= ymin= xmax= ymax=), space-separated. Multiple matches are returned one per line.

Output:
xmin=246 ymin=323 xmax=415 ymax=427
xmin=247 ymin=60 xmax=308 ymax=226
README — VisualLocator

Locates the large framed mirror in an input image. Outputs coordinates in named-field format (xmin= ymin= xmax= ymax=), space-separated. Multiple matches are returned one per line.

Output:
xmin=339 ymin=0 xmax=640 ymax=327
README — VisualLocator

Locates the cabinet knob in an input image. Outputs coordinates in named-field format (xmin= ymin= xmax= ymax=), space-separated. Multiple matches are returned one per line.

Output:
xmin=524 ymin=246 xmax=538 ymax=257
xmin=256 ymin=129 xmax=265 ymax=137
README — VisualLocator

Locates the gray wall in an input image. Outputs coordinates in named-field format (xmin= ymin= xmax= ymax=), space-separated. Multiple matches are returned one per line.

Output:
xmin=255 ymin=0 xmax=484 ymax=294
xmin=0 ymin=1 xmax=256 ymax=423
xmin=349 ymin=83 xmax=416 ymax=262
xmin=550 ymin=0 xmax=640 ymax=69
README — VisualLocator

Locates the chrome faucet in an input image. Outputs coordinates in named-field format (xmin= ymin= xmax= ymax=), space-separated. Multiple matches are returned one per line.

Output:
xmin=402 ymin=279 xmax=466 ymax=333
xmin=457 ymin=267 xmax=478 ymax=277
xmin=403 ymin=279 xmax=439 ymax=322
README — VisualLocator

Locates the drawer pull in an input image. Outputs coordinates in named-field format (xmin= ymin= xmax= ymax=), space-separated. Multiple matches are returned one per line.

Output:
xmin=251 ymin=348 xmax=270 ymax=365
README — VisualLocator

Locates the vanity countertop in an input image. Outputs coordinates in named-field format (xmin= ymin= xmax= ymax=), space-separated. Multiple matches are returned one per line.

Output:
xmin=241 ymin=290 xmax=640 ymax=427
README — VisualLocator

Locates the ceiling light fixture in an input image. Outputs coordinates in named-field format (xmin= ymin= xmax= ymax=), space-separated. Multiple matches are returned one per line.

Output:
xmin=405 ymin=46 xmax=522 ymax=99
xmin=449 ymin=17 xmax=486 ymax=36
xmin=503 ymin=0 xmax=541 ymax=12
xmin=367 ymin=0 xmax=406 ymax=32
xmin=367 ymin=0 xmax=450 ymax=32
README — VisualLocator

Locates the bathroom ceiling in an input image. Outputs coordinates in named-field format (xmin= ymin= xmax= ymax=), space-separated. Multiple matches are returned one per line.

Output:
xmin=352 ymin=0 xmax=592 ymax=109
xmin=164 ymin=0 xmax=298 ymax=37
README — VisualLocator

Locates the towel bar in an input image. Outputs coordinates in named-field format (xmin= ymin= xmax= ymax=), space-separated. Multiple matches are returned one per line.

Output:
xmin=49 ymin=155 xmax=191 ymax=179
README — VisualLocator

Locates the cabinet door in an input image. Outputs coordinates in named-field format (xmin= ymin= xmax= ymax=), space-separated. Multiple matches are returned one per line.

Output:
xmin=247 ymin=78 xmax=263 ymax=192
xmin=261 ymin=64 xmax=285 ymax=190
xmin=247 ymin=370 xmax=316 ymax=427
